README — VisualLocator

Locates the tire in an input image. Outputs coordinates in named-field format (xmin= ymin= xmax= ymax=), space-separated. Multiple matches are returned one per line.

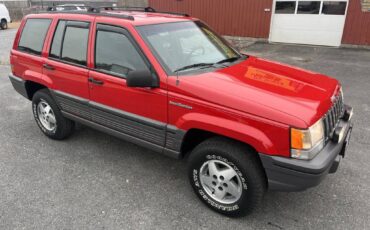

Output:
xmin=0 ymin=19 xmax=7 ymax=30
xmin=187 ymin=137 xmax=266 ymax=217
xmin=32 ymin=89 xmax=74 ymax=140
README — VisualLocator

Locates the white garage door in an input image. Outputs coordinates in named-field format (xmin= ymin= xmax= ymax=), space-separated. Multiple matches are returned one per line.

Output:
xmin=269 ymin=0 xmax=348 ymax=46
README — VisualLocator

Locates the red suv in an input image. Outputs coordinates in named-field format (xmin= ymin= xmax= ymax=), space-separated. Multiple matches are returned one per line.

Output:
xmin=9 ymin=7 xmax=353 ymax=216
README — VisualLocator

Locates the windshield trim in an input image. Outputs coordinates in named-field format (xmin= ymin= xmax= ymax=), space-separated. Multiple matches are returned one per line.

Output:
xmin=135 ymin=20 xmax=242 ymax=76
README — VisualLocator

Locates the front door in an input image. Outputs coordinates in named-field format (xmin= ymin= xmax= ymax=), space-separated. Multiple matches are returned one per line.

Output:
xmin=88 ymin=22 xmax=168 ymax=148
xmin=269 ymin=0 xmax=349 ymax=46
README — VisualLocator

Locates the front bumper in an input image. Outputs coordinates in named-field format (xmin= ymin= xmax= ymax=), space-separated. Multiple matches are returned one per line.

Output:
xmin=259 ymin=117 xmax=353 ymax=192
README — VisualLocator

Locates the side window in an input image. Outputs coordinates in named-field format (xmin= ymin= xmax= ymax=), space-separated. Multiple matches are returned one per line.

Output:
xmin=95 ymin=27 xmax=149 ymax=77
xmin=297 ymin=1 xmax=321 ymax=14
xmin=50 ymin=20 xmax=66 ymax=58
xmin=49 ymin=20 xmax=89 ymax=66
xmin=18 ymin=18 xmax=52 ymax=55
xmin=322 ymin=1 xmax=347 ymax=15
xmin=62 ymin=26 xmax=89 ymax=66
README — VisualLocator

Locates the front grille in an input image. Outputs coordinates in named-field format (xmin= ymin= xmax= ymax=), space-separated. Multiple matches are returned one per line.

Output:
xmin=323 ymin=91 xmax=344 ymax=142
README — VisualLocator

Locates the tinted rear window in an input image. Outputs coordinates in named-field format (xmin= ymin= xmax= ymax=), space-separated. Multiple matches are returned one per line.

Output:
xmin=18 ymin=19 xmax=52 ymax=55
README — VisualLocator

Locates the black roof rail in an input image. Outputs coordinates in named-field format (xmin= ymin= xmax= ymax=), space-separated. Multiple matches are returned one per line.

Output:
xmin=99 ymin=6 xmax=156 ymax=12
xmin=154 ymin=11 xmax=189 ymax=17
xmin=98 ymin=6 xmax=189 ymax=17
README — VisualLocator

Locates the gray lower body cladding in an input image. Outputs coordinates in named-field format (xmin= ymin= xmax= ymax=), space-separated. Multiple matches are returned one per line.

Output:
xmin=9 ymin=74 xmax=29 ymax=99
xmin=8 ymin=74 xmax=186 ymax=158
xmin=49 ymin=90 xmax=185 ymax=159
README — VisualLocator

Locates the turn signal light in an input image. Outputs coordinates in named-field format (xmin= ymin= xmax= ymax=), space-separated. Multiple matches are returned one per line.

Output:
xmin=291 ymin=128 xmax=304 ymax=149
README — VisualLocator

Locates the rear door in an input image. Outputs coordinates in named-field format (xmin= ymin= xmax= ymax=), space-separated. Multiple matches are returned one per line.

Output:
xmin=88 ymin=21 xmax=168 ymax=150
xmin=44 ymin=17 xmax=93 ymax=120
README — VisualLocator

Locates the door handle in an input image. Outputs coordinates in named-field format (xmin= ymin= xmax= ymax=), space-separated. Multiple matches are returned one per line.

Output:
xmin=43 ymin=63 xmax=55 ymax=71
xmin=88 ymin=77 xmax=104 ymax=85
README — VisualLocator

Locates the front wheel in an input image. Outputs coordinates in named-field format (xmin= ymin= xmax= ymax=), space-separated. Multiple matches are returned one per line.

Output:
xmin=32 ymin=89 xmax=74 ymax=140
xmin=187 ymin=137 xmax=266 ymax=217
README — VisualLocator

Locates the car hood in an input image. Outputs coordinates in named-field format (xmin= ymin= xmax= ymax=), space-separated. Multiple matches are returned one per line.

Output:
xmin=172 ymin=56 xmax=340 ymax=128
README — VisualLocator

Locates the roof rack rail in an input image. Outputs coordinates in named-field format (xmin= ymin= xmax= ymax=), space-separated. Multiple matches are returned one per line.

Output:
xmin=98 ymin=6 xmax=189 ymax=17
xmin=99 ymin=6 xmax=156 ymax=12
xmin=154 ymin=11 xmax=189 ymax=17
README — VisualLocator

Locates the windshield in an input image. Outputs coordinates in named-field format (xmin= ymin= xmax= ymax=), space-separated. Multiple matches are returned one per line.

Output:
xmin=137 ymin=21 xmax=241 ymax=74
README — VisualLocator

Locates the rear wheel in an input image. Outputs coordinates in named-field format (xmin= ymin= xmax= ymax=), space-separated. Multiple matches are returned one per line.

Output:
xmin=32 ymin=89 xmax=74 ymax=140
xmin=187 ymin=137 xmax=266 ymax=217
xmin=0 ymin=19 xmax=7 ymax=30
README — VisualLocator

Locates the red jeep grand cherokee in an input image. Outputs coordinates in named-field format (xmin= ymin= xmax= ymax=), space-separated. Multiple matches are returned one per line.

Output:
xmin=9 ymin=7 xmax=353 ymax=216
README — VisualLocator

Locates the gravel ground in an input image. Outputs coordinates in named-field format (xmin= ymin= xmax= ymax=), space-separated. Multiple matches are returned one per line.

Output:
xmin=1 ymin=28 xmax=370 ymax=230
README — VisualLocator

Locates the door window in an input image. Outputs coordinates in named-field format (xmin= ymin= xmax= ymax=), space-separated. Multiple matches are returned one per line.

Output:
xmin=50 ymin=20 xmax=66 ymax=58
xmin=49 ymin=20 xmax=89 ymax=66
xmin=297 ymin=1 xmax=321 ymax=14
xmin=62 ymin=26 xmax=89 ymax=66
xmin=18 ymin=19 xmax=52 ymax=55
xmin=322 ymin=1 xmax=347 ymax=15
xmin=275 ymin=1 xmax=296 ymax=14
xmin=95 ymin=27 xmax=149 ymax=77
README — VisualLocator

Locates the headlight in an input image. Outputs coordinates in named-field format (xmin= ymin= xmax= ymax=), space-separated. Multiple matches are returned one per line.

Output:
xmin=290 ymin=119 xmax=325 ymax=160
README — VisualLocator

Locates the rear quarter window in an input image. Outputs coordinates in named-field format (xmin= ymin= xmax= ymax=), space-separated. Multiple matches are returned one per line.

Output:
xmin=18 ymin=18 xmax=52 ymax=56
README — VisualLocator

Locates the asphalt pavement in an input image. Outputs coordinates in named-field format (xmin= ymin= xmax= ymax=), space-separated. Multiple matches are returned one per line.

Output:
xmin=1 ymin=28 xmax=370 ymax=229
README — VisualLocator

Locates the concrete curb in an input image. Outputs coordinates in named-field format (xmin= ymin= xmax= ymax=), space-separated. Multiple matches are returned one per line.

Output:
xmin=340 ymin=43 xmax=370 ymax=50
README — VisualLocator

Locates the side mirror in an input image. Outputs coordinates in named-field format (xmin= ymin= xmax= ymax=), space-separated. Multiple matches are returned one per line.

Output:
xmin=126 ymin=69 xmax=159 ymax=88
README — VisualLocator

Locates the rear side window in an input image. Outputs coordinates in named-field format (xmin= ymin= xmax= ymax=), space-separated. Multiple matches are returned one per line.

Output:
xmin=18 ymin=19 xmax=52 ymax=55
xmin=49 ymin=20 xmax=90 ymax=66
xmin=50 ymin=20 xmax=66 ymax=58
xmin=62 ymin=26 xmax=89 ymax=66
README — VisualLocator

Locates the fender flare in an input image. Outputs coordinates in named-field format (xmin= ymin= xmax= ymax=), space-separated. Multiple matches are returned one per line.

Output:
xmin=176 ymin=113 xmax=279 ymax=154
xmin=22 ymin=70 xmax=53 ymax=88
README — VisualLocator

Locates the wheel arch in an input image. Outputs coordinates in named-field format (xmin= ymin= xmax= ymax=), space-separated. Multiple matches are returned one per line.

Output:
xmin=181 ymin=128 xmax=266 ymax=158
xmin=180 ymin=127 xmax=269 ymax=160
xmin=25 ymin=80 xmax=48 ymax=100
xmin=177 ymin=114 xmax=280 ymax=157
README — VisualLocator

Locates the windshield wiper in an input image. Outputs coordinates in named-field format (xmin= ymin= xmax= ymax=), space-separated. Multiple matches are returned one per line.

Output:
xmin=216 ymin=56 xmax=240 ymax=64
xmin=174 ymin=63 xmax=215 ymax=73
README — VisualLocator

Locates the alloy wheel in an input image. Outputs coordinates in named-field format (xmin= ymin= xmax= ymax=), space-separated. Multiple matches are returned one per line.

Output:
xmin=199 ymin=159 xmax=243 ymax=204
xmin=37 ymin=100 xmax=57 ymax=132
